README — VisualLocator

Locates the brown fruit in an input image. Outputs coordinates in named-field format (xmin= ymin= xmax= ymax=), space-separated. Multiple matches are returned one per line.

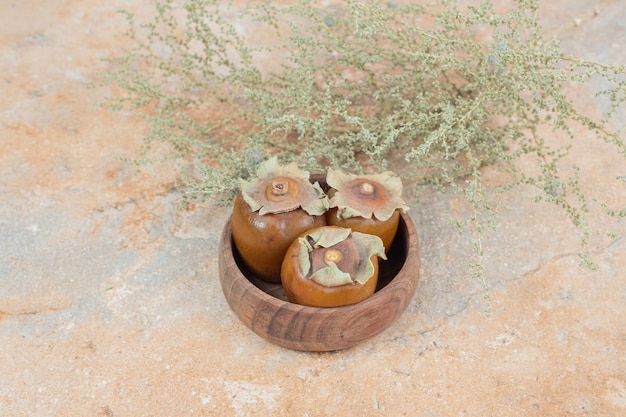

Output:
xmin=281 ymin=226 xmax=386 ymax=307
xmin=326 ymin=169 xmax=408 ymax=252
xmin=230 ymin=157 xmax=329 ymax=282
xmin=231 ymin=193 xmax=325 ymax=282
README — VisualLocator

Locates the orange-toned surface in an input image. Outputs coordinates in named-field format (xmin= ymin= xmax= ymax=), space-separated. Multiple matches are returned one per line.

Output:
xmin=1 ymin=0 xmax=625 ymax=416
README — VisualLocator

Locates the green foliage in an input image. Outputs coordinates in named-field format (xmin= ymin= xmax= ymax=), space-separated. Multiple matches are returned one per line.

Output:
xmin=99 ymin=0 xmax=625 ymax=305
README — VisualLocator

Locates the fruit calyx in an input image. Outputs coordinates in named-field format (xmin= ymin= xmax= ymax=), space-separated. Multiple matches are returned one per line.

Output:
xmin=326 ymin=168 xmax=409 ymax=221
xmin=240 ymin=157 xmax=329 ymax=215
xmin=296 ymin=226 xmax=386 ymax=287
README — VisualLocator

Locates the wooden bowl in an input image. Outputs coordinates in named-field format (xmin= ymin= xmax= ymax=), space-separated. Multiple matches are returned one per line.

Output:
xmin=218 ymin=180 xmax=420 ymax=352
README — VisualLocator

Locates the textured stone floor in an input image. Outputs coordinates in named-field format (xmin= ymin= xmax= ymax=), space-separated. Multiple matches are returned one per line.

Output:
xmin=1 ymin=0 xmax=625 ymax=416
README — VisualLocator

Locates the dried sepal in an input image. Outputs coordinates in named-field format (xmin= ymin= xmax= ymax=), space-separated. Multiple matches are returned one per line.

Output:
xmin=239 ymin=156 xmax=329 ymax=215
xmin=327 ymin=168 xmax=409 ymax=221
xmin=349 ymin=232 xmax=387 ymax=284
xmin=295 ymin=227 xmax=386 ymax=287
xmin=307 ymin=226 xmax=351 ymax=249
xmin=309 ymin=261 xmax=353 ymax=287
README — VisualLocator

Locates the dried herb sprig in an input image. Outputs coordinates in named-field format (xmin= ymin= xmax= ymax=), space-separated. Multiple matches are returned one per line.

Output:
xmin=99 ymin=0 xmax=626 ymax=310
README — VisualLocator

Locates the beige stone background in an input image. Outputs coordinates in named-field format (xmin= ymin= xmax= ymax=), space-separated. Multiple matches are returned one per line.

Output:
xmin=1 ymin=0 xmax=625 ymax=416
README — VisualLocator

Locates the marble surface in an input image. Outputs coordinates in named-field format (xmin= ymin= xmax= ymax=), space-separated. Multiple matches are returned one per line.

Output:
xmin=1 ymin=0 xmax=625 ymax=415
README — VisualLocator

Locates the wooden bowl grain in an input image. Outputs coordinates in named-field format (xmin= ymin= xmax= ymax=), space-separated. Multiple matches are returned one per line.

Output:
xmin=218 ymin=179 xmax=420 ymax=352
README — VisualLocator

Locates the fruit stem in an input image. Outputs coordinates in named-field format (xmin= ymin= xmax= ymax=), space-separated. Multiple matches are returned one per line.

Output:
xmin=270 ymin=180 xmax=289 ymax=197
xmin=359 ymin=181 xmax=375 ymax=195
xmin=324 ymin=249 xmax=343 ymax=264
